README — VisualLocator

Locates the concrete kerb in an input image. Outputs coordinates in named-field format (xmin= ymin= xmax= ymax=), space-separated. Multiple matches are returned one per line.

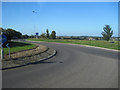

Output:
xmin=2 ymin=48 xmax=57 ymax=70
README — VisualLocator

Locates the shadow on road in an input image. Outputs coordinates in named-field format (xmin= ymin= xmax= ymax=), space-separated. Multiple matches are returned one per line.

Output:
xmin=31 ymin=60 xmax=63 ymax=65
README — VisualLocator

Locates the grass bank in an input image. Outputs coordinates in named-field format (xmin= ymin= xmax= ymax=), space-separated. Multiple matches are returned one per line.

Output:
xmin=28 ymin=38 xmax=120 ymax=50
xmin=2 ymin=41 xmax=37 ymax=55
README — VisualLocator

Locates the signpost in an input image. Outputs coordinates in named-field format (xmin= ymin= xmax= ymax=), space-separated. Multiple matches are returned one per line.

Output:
xmin=0 ymin=35 xmax=7 ymax=44
xmin=6 ymin=43 xmax=10 ymax=58
xmin=36 ymin=32 xmax=39 ymax=39
xmin=0 ymin=32 xmax=7 ymax=60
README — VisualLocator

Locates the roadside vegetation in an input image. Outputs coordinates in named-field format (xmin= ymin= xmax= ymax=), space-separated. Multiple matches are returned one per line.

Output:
xmin=0 ymin=28 xmax=37 ymax=55
xmin=28 ymin=38 xmax=120 ymax=50
xmin=1 ymin=24 xmax=119 ymax=54
xmin=3 ymin=41 xmax=36 ymax=55
xmin=28 ymin=25 xmax=119 ymax=50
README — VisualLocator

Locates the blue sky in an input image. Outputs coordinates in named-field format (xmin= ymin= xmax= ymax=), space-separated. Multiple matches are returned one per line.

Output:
xmin=2 ymin=2 xmax=118 ymax=36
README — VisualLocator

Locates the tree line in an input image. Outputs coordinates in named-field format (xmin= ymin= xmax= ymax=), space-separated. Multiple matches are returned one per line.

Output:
xmin=0 ymin=28 xmax=22 ymax=41
xmin=0 ymin=28 xmax=57 ymax=40
xmin=0 ymin=25 xmax=114 ymax=41
xmin=39 ymin=25 xmax=114 ymax=41
xmin=39 ymin=29 xmax=56 ymax=39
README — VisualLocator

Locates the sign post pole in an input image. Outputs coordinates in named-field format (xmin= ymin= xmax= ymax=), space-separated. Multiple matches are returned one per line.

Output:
xmin=36 ymin=33 xmax=39 ymax=39
xmin=1 ymin=46 xmax=3 ymax=60
xmin=6 ymin=43 xmax=10 ymax=58
xmin=9 ymin=47 xmax=10 ymax=58
xmin=0 ymin=32 xmax=7 ymax=60
xmin=1 ymin=31 xmax=3 ymax=60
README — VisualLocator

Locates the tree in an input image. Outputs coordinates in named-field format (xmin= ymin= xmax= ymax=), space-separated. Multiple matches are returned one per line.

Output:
xmin=50 ymin=31 xmax=56 ymax=39
xmin=40 ymin=33 xmax=46 ymax=38
xmin=5 ymin=28 xmax=22 ymax=40
xmin=0 ymin=28 xmax=22 ymax=47
xmin=102 ymin=25 xmax=113 ymax=41
xmin=22 ymin=34 xmax=29 ymax=39
xmin=2 ymin=28 xmax=22 ymax=41
xmin=46 ymin=29 xmax=49 ymax=38
xmin=29 ymin=34 xmax=34 ymax=38
xmin=0 ymin=27 xmax=3 ymax=34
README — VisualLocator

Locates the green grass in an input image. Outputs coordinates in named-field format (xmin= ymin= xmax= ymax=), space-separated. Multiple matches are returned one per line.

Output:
xmin=1 ymin=41 xmax=36 ymax=55
xmin=28 ymin=38 xmax=120 ymax=50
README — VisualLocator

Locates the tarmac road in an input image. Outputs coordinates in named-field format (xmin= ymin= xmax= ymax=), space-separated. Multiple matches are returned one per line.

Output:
xmin=3 ymin=41 xmax=118 ymax=88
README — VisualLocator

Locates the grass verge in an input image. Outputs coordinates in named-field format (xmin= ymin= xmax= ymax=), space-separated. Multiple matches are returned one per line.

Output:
xmin=28 ymin=38 xmax=120 ymax=50
xmin=2 ymin=41 xmax=37 ymax=55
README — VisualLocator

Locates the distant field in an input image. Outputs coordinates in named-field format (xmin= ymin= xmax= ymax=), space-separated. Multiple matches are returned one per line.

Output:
xmin=2 ymin=41 xmax=36 ymax=55
xmin=28 ymin=38 xmax=120 ymax=50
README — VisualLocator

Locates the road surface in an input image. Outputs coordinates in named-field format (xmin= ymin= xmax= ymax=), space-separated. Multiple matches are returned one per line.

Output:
xmin=3 ymin=41 xmax=118 ymax=88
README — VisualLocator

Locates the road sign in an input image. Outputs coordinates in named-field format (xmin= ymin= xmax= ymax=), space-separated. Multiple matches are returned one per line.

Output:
xmin=6 ymin=43 xmax=10 ymax=48
xmin=36 ymin=33 xmax=39 ymax=39
xmin=36 ymin=33 xmax=39 ymax=36
xmin=0 ymin=35 xmax=7 ymax=45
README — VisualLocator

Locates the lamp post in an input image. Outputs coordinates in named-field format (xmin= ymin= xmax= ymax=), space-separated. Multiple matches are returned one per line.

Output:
xmin=32 ymin=10 xmax=38 ymax=38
